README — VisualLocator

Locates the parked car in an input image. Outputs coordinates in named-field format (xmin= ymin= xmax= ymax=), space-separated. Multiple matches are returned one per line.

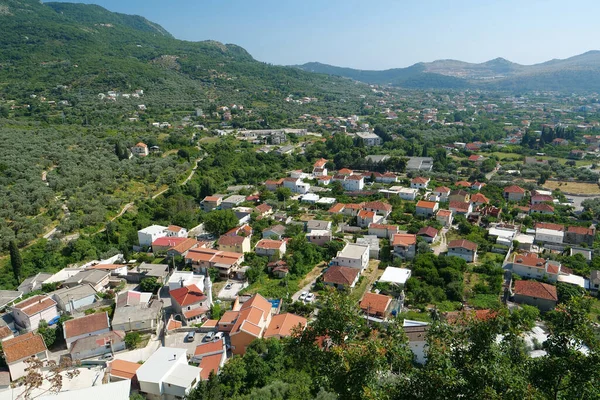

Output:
xmin=186 ymin=331 xmax=196 ymax=342
xmin=305 ymin=293 xmax=315 ymax=302
xmin=204 ymin=331 xmax=215 ymax=342
xmin=225 ymin=283 xmax=232 ymax=290
xmin=214 ymin=332 xmax=224 ymax=341
xmin=299 ymin=291 xmax=308 ymax=301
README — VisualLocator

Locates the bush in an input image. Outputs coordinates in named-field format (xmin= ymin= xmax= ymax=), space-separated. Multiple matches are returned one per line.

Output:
xmin=125 ymin=332 xmax=142 ymax=349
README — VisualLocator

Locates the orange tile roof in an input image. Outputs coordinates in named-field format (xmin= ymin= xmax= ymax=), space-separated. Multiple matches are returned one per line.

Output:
xmin=338 ymin=168 xmax=353 ymax=175
xmin=434 ymin=186 xmax=451 ymax=193
xmin=184 ymin=307 xmax=209 ymax=319
xmin=135 ymin=142 xmax=147 ymax=148
xmin=170 ymin=284 xmax=207 ymax=307
xmin=64 ymin=312 xmax=109 ymax=340
xmin=167 ymin=225 xmax=184 ymax=232
xmin=313 ymin=158 xmax=328 ymax=168
xmin=3 ymin=332 xmax=47 ymax=363
xmin=0 ymin=326 xmax=12 ymax=340
xmin=531 ymin=203 xmax=554 ymax=212
xmin=202 ymin=319 xmax=218 ymax=329
xmin=218 ymin=235 xmax=246 ymax=247
xmin=194 ymin=340 xmax=224 ymax=356
xmin=513 ymin=253 xmax=546 ymax=268
xmin=362 ymin=201 xmax=393 ymax=212
xmin=360 ymin=293 xmax=392 ymax=315
xmin=328 ymin=203 xmax=345 ymax=213
xmin=417 ymin=226 xmax=438 ymax=238
xmin=87 ymin=264 xmax=124 ymax=270
xmin=437 ymin=209 xmax=452 ymax=217
xmin=392 ymin=233 xmax=417 ymax=246
xmin=416 ymin=200 xmax=437 ymax=209
xmin=514 ymin=281 xmax=558 ymax=301
xmin=358 ymin=210 xmax=375 ymax=219
xmin=203 ymin=196 xmax=221 ymax=202
xmin=152 ymin=237 xmax=187 ymax=248
xmin=450 ymin=201 xmax=471 ymax=212
xmin=170 ymin=238 xmax=201 ymax=254
xmin=218 ymin=311 xmax=240 ymax=324
xmin=166 ymin=318 xmax=182 ymax=331
xmin=199 ymin=354 xmax=222 ymax=380
xmin=456 ymin=181 xmax=471 ymax=187
xmin=255 ymin=203 xmax=272 ymax=214
xmin=110 ymin=359 xmax=141 ymax=380
xmin=264 ymin=313 xmax=307 ymax=338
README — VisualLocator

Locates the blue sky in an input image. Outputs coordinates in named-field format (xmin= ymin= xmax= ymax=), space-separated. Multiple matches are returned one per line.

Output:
xmin=47 ymin=0 xmax=600 ymax=70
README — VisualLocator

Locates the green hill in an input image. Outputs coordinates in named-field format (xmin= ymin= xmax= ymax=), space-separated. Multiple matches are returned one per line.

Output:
xmin=0 ymin=0 xmax=366 ymax=108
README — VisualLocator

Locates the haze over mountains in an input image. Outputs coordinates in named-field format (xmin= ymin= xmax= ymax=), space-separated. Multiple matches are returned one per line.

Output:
xmin=296 ymin=51 xmax=600 ymax=92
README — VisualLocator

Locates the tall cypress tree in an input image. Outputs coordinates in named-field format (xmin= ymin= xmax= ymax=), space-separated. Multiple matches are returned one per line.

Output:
xmin=8 ymin=241 xmax=22 ymax=283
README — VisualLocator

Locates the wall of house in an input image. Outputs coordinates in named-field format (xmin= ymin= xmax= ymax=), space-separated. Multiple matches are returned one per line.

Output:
xmin=448 ymin=248 xmax=475 ymax=262
xmin=9 ymin=351 xmax=48 ymax=380
xmin=409 ymin=341 xmax=427 ymax=365
xmin=71 ymin=340 xmax=126 ymax=361
xmin=535 ymin=232 xmax=563 ymax=244
xmin=230 ymin=331 xmax=259 ymax=356
xmin=67 ymin=327 xmax=110 ymax=349
xmin=513 ymin=294 xmax=556 ymax=311
xmin=306 ymin=234 xmax=331 ymax=246
xmin=58 ymin=294 xmax=96 ymax=313
xmin=393 ymin=245 xmax=416 ymax=260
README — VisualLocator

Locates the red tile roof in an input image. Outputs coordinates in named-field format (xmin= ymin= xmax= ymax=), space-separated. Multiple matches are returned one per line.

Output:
xmin=437 ymin=209 xmax=453 ymax=217
xmin=264 ymin=313 xmax=308 ymax=338
xmin=358 ymin=210 xmax=375 ymax=219
xmin=567 ymin=226 xmax=595 ymax=236
xmin=338 ymin=168 xmax=353 ymax=175
xmin=448 ymin=239 xmax=478 ymax=251
xmin=170 ymin=284 xmax=207 ymax=307
xmin=513 ymin=281 xmax=558 ymax=301
xmin=360 ymin=293 xmax=392 ymax=315
xmin=411 ymin=177 xmax=429 ymax=184
xmin=313 ymin=158 xmax=328 ymax=168
xmin=471 ymin=193 xmax=490 ymax=204
xmin=256 ymin=239 xmax=285 ymax=250
xmin=152 ymin=237 xmax=187 ymax=248
xmin=0 ymin=326 xmax=12 ymax=340
xmin=328 ymin=203 xmax=345 ymax=213
xmin=455 ymin=181 xmax=471 ymax=187
xmin=255 ymin=203 xmax=272 ymax=214
xmin=322 ymin=266 xmax=359 ymax=286
xmin=13 ymin=295 xmax=57 ymax=316
xmin=194 ymin=340 xmax=224 ymax=357
xmin=64 ymin=312 xmax=110 ymax=340
xmin=450 ymin=201 xmax=471 ymax=212
xmin=362 ymin=201 xmax=393 ymax=212
xmin=166 ymin=318 xmax=182 ymax=331
xmin=504 ymin=185 xmax=525 ymax=194
xmin=513 ymin=253 xmax=546 ymax=268
xmin=3 ymin=332 xmax=47 ymax=363
xmin=218 ymin=235 xmax=246 ymax=247
xmin=434 ymin=186 xmax=451 ymax=194
xmin=417 ymin=226 xmax=438 ymax=238
xmin=531 ymin=203 xmax=554 ymax=212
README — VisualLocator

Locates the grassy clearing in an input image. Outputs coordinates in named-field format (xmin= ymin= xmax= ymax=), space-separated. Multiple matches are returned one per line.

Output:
xmin=587 ymin=297 xmax=600 ymax=324
xmin=349 ymin=260 xmax=382 ymax=303
xmin=543 ymin=181 xmax=600 ymax=195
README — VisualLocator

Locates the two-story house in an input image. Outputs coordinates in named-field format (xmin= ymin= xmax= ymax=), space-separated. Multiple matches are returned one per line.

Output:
xmin=3 ymin=332 xmax=48 ymax=380
xmin=201 ymin=196 xmax=223 ymax=212
xmin=255 ymin=239 xmax=287 ymax=261
xmin=415 ymin=200 xmax=439 ymax=218
xmin=64 ymin=312 xmax=111 ymax=349
xmin=447 ymin=239 xmax=478 ymax=262
xmin=433 ymin=187 xmax=451 ymax=202
xmin=368 ymin=223 xmax=399 ymax=239
xmin=332 ymin=243 xmax=370 ymax=272
xmin=361 ymin=201 xmax=393 ymax=218
xmin=186 ymin=248 xmax=245 ymax=279
xmin=170 ymin=284 xmax=212 ymax=325
xmin=357 ymin=210 xmax=382 ymax=228
xmin=392 ymin=233 xmax=417 ymax=260
xmin=132 ymin=142 xmax=149 ymax=157
xmin=410 ymin=177 xmax=430 ymax=189
xmin=504 ymin=185 xmax=526 ymax=202
xmin=11 ymin=295 xmax=59 ymax=332
xmin=218 ymin=235 xmax=251 ymax=254
xmin=564 ymin=225 xmax=596 ymax=247
xmin=283 ymin=177 xmax=310 ymax=194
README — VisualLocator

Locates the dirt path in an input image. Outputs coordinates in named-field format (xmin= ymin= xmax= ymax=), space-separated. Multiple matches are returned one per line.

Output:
xmin=433 ymin=228 xmax=448 ymax=255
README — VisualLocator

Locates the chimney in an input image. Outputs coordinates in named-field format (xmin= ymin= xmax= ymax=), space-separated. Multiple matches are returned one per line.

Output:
xmin=180 ymin=278 xmax=184 ymax=288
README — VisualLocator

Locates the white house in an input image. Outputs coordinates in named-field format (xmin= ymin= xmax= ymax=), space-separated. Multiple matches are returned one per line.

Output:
xmin=410 ymin=177 xmax=430 ymax=189
xmin=138 ymin=225 xmax=168 ymax=247
xmin=447 ymin=239 xmax=478 ymax=262
xmin=51 ymin=284 xmax=97 ymax=313
xmin=11 ymin=295 xmax=59 ymax=332
xmin=283 ymin=177 xmax=310 ymax=194
xmin=356 ymin=132 xmax=382 ymax=146
xmin=397 ymin=188 xmax=419 ymax=201
xmin=306 ymin=230 xmax=333 ymax=246
xmin=406 ymin=326 xmax=428 ymax=364
xmin=136 ymin=347 xmax=200 ymax=399
xmin=332 ymin=174 xmax=365 ymax=191
xmin=165 ymin=225 xmax=188 ymax=238
xmin=3 ymin=332 xmax=48 ymax=380
xmin=433 ymin=187 xmax=451 ymax=202
xmin=379 ymin=266 xmax=412 ymax=288
xmin=331 ymin=243 xmax=370 ymax=272
xmin=132 ymin=142 xmax=149 ymax=157
xmin=535 ymin=227 xmax=564 ymax=244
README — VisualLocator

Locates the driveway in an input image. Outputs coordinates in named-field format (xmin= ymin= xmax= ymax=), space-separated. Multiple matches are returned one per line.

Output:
xmin=164 ymin=331 xmax=211 ymax=356
xmin=433 ymin=228 xmax=448 ymax=256
xmin=217 ymin=280 xmax=247 ymax=300
xmin=292 ymin=278 xmax=318 ymax=302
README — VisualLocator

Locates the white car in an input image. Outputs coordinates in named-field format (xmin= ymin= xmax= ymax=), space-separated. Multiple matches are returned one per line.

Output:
xmin=299 ymin=291 xmax=308 ymax=301
xmin=305 ymin=293 xmax=315 ymax=302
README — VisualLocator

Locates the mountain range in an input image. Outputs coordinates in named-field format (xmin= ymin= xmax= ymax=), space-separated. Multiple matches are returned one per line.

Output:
xmin=0 ymin=0 xmax=599 ymax=99
xmin=296 ymin=51 xmax=600 ymax=92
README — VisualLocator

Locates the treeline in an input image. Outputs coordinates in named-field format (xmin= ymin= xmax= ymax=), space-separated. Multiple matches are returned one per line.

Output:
xmin=188 ymin=292 xmax=600 ymax=400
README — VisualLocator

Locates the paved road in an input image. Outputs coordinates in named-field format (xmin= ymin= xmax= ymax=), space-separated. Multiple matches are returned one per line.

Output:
xmin=565 ymin=194 xmax=600 ymax=213
xmin=291 ymin=277 xmax=319 ymax=302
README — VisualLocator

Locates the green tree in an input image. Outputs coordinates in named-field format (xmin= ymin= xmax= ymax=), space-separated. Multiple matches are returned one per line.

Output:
xmin=37 ymin=319 xmax=57 ymax=348
xmin=203 ymin=210 xmax=238 ymax=236
xmin=140 ymin=277 xmax=161 ymax=294
xmin=125 ymin=332 xmax=142 ymax=349
xmin=275 ymin=187 xmax=292 ymax=202
xmin=9 ymin=240 xmax=22 ymax=283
